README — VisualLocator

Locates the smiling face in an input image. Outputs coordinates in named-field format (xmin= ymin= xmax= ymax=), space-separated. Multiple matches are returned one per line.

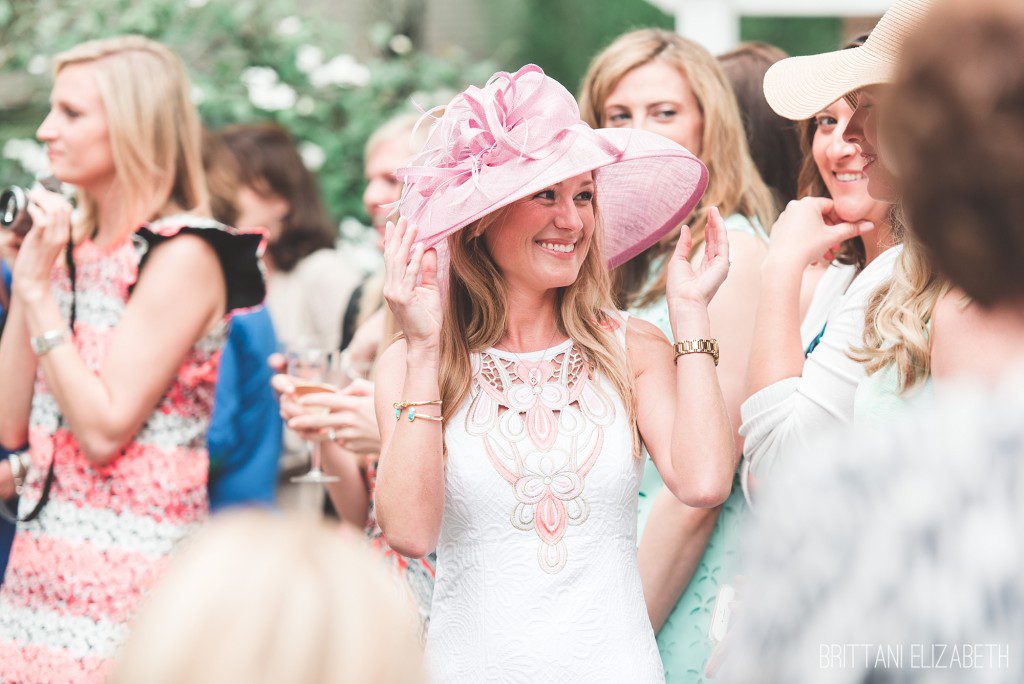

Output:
xmin=482 ymin=172 xmax=597 ymax=293
xmin=603 ymin=60 xmax=704 ymax=156
xmin=844 ymin=85 xmax=898 ymax=202
xmin=812 ymin=98 xmax=891 ymax=225
xmin=36 ymin=62 xmax=116 ymax=192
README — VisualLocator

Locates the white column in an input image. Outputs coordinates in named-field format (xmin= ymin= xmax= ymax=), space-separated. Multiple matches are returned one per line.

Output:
xmin=677 ymin=0 xmax=739 ymax=56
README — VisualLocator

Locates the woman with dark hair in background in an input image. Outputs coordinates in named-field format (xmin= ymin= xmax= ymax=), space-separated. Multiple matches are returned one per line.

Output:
xmin=201 ymin=130 xmax=282 ymax=511
xmin=719 ymin=42 xmax=803 ymax=207
xmin=221 ymin=123 xmax=357 ymax=515
xmin=220 ymin=123 xmax=357 ymax=353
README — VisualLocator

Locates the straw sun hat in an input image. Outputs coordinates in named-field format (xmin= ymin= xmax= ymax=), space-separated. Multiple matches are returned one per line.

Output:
xmin=763 ymin=0 xmax=936 ymax=121
xmin=395 ymin=64 xmax=708 ymax=269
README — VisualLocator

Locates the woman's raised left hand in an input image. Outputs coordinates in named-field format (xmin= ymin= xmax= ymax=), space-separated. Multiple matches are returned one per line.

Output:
xmin=665 ymin=205 xmax=731 ymax=310
xmin=11 ymin=187 xmax=73 ymax=300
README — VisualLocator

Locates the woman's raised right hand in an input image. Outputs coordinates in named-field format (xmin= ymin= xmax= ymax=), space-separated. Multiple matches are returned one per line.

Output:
xmin=382 ymin=217 xmax=442 ymax=352
xmin=767 ymin=197 xmax=874 ymax=269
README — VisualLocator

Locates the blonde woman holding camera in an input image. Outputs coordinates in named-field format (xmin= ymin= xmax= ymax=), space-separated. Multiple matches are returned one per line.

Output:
xmin=0 ymin=36 xmax=263 ymax=680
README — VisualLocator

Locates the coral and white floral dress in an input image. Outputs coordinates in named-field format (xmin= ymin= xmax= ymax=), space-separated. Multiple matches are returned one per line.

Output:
xmin=0 ymin=216 xmax=264 ymax=683
xmin=427 ymin=315 xmax=664 ymax=683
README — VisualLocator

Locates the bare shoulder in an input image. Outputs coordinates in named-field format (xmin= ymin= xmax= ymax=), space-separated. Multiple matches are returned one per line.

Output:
xmin=712 ymin=231 xmax=764 ymax=300
xmin=625 ymin=316 xmax=671 ymax=376
xmin=134 ymin=234 xmax=223 ymax=318
xmin=727 ymin=229 xmax=769 ymax=265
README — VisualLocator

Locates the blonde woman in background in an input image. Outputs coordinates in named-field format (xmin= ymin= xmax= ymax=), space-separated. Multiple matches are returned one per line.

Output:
xmin=0 ymin=36 xmax=264 ymax=680
xmin=340 ymin=113 xmax=422 ymax=371
xmin=579 ymin=29 xmax=776 ymax=680
xmin=111 ymin=511 xmax=426 ymax=684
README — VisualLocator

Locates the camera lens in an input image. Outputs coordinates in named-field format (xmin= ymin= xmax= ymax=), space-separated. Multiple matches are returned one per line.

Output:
xmin=0 ymin=186 xmax=30 ymax=235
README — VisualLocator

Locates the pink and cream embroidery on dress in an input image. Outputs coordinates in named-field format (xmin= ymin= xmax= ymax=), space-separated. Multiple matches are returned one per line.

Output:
xmin=466 ymin=344 xmax=615 ymax=573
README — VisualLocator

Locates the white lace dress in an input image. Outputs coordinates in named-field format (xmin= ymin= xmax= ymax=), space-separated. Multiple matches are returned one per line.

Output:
xmin=426 ymin=321 xmax=664 ymax=683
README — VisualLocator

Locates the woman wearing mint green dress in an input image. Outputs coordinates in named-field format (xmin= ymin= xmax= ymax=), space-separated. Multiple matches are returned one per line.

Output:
xmin=581 ymin=30 xmax=778 ymax=682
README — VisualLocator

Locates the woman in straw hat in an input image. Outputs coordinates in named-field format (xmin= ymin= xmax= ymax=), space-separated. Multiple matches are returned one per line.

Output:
xmin=740 ymin=0 xmax=937 ymax=503
xmin=370 ymin=64 xmax=736 ymax=681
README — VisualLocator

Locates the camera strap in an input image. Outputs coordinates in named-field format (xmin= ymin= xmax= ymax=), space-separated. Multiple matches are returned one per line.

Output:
xmin=0 ymin=272 xmax=9 ymax=316
xmin=0 ymin=261 xmax=9 ymax=335
xmin=0 ymin=239 xmax=75 ymax=524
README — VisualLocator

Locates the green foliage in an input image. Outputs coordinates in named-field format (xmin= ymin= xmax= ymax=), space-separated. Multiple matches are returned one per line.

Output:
xmin=486 ymin=0 xmax=673 ymax=96
xmin=0 ymin=0 xmax=494 ymax=227
xmin=740 ymin=16 xmax=843 ymax=57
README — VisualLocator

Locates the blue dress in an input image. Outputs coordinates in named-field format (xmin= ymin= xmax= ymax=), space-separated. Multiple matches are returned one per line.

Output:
xmin=207 ymin=307 xmax=283 ymax=510
xmin=632 ymin=215 xmax=764 ymax=683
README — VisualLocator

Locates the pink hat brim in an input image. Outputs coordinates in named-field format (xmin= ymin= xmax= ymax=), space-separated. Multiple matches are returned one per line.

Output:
xmin=403 ymin=126 xmax=707 ymax=269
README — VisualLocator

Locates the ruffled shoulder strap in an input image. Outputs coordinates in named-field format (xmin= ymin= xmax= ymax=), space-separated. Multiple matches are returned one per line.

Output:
xmin=132 ymin=214 xmax=267 ymax=314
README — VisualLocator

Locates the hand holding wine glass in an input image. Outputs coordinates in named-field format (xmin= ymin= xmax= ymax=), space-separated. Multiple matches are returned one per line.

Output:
xmin=286 ymin=378 xmax=382 ymax=455
xmin=275 ymin=349 xmax=343 ymax=484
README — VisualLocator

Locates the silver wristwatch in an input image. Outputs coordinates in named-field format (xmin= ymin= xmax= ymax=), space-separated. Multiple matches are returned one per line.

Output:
xmin=30 ymin=329 xmax=70 ymax=357
xmin=6 ymin=451 xmax=28 ymax=496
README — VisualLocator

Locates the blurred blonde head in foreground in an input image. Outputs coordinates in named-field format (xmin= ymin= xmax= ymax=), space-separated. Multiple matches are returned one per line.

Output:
xmin=110 ymin=511 xmax=427 ymax=684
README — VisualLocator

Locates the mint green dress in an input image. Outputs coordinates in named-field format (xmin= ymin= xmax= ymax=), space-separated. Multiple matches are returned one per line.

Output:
xmin=853 ymin=323 xmax=934 ymax=428
xmin=631 ymin=215 xmax=763 ymax=683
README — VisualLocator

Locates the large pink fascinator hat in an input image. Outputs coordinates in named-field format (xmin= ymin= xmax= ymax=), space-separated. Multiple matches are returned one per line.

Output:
xmin=395 ymin=64 xmax=708 ymax=269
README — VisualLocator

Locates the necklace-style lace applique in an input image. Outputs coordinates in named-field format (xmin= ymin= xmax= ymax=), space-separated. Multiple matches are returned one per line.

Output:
xmin=467 ymin=344 xmax=615 ymax=573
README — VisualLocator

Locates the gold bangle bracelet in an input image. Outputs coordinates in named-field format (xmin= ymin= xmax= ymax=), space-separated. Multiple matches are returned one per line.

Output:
xmin=673 ymin=339 xmax=720 ymax=366
xmin=393 ymin=399 xmax=442 ymax=410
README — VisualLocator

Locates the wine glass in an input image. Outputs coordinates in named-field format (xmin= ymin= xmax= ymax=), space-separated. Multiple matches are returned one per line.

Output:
xmin=287 ymin=348 xmax=343 ymax=484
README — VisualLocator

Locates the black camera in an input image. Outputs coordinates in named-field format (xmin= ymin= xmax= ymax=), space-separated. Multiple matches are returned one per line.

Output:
xmin=1 ymin=177 xmax=65 ymax=237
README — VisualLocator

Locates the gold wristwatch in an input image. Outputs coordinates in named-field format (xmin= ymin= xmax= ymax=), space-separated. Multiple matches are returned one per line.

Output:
xmin=673 ymin=339 xmax=719 ymax=366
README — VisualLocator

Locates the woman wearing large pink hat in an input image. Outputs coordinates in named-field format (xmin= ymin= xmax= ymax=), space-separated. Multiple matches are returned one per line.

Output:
xmin=370 ymin=64 xmax=737 ymax=681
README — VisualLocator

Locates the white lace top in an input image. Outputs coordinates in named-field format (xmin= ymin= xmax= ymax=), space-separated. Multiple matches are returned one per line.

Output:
xmin=426 ymin=316 xmax=664 ymax=683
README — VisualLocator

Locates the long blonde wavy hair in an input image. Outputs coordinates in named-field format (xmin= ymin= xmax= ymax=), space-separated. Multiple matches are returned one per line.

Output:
xmin=55 ymin=36 xmax=209 ymax=239
xmin=438 ymin=199 xmax=640 ymax=457
xmin=579 ymin=28 xmax=777 ymax=308
xmin=851 ymin=206 xmax=946 ymax=393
